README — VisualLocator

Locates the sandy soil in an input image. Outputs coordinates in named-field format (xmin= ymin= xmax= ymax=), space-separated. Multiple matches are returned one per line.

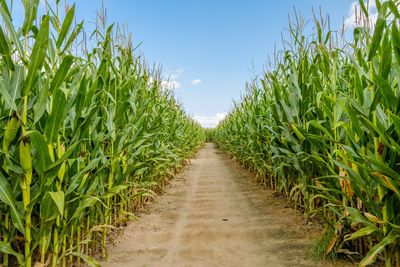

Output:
xmin=101 ymin=143 xmax=344 ymax=267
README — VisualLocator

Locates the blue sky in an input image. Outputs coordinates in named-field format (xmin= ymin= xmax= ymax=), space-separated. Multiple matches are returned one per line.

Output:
xmin=9 ymin=0 xmax=367 ymax=127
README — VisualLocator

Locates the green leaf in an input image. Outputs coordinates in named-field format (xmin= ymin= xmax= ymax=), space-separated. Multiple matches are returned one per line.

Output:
xmin=392 ymin=22 xmax=400 ymax=64
xmin=40 ymin=191 xmax=64 ymax=221
xmin=358 ymin=0 xmax=369 ymax=17
xmin=360 ymin=230 xmax=400 ymax=266
xmin=345 ymin=207 xmax=374 ymax=227
xmin=344 ymin=226 xmax=378 ymax=241
xmin=0 ymin=0 xmax=11 ymax=17
xmin=56 ymin=4 xmax=75 ymax=48
xmin=69 ymin=197 xmax=99 ymax=221
xmin=33 ymin=77 xmax=49 ymax=123
xmin=373 ymin=73 xmax=396 ymax=111
xmin=45 ymin=142 xmax=79 ymax=172
xmin=10 ymin=65 xmax=23 ymax=103
xmin=22 ymin=0 xmax=40 ymax=36
xmin=0 ymin=241 xmax=24 ymax=265
xmin=48 ymin=191 xmax=64 ymax=217
xmin=49 ymin=55 xmax=74 ymax=93
xmin=387 ymin=1 xmax=400 ymax=20
xmin=22 ymin=15 xmax=49 ymax=96
xmin=102 ymin=184 xmax=129 ymax=199
xmin=371 ymin=172 xmax=400 ymax=198
xmin=366 ymin=155 xmax=400 ymax=181
xmin=74 ymin=75 xmax=87 ymax=119
xmin=66 ymin=252 xmax=100 ymax=267
xmin=40 ymin=192 xmax=58 ymax=222
xmin=30 ymin=131 xmax=52 ymax=175
xmin=61 ymin=21 xmax=83 ymax=54
xmin=368 ymin=10 xmax=386 ymax=61
xmin=0 ymin=5 xmax=25 ymax=63
xmin=0 ymin=79 xmax=17 ymax=111
xmin=379 ymin=31 xmax=391 ymax=80
xmin=44 ymin=87 xmax=67 ymax=144
xmin=0 ymin=172 xmax=24 ymax=234
xmin=392 ymin=114 xmax=400 ymax=133
xmin=0 ymin=26 xmax=14 ymax=70
xmin=66 ymin=157 xmax=102 ymax=195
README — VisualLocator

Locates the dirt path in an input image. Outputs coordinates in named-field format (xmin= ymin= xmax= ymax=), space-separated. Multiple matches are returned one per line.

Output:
xmin=102 ymin=143 xmax=333 ymax=267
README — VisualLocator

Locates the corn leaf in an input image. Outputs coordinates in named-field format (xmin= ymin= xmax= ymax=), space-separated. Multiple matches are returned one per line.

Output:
xmin=22 ymin=15 xmax=49 ymax=96
xmin=49 ymin=55 xmax=74 ymax=93
xmin=56 ymin=4 xmax=75 ymax=48
xmin=0 ymin=172 xmax=24 ymax=234
xmin=44 ymin=87 xmax=67 ymax=144
xmin=22 ymin=0 xmax=40 ymax=36
xmin=0 ymin=241 xmax=24 ymax=265
xmin=0 ymin=26 xmax=14 ymax=70
xmin=359 ymin=230 xmax=400 ymax=266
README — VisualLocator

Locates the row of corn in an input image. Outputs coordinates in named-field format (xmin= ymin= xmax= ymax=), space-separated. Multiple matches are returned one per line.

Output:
xmin=215 ymin=1 xmax=400 ymax=266
xmin=0 ymin=0 xmax=205 ymax=266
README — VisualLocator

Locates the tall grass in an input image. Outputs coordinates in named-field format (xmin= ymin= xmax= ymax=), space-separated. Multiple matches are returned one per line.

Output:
xmin=216 ymin=1 xmax=400 ymax=266
xmin=0 ymin=1 xmax=204 ymax=266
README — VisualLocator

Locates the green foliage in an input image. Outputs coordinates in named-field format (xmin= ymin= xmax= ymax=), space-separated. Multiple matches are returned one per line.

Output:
xmin=0 ymin=1 xmax=205 ymax=266
xmin=215 ymin=1 xmax=400 ymax=266
xmin=205 ymin=128 xmax=216 ymax=142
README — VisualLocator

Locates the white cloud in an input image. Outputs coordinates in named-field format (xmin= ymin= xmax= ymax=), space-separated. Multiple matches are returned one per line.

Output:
xmin=194 ymin=112 xmax=227 ymax=128
xmin=191 ymin=79 xmax=202 ymax=85
xmin=161 ymin=68 xmax=183 ymax=90
xmin=345 ymin=1 xmax=378 ymax=29
xmin=161 ymin=80 xmax=182 ymax=89
xmin=165 ymin=68 xmax=183 ymax=80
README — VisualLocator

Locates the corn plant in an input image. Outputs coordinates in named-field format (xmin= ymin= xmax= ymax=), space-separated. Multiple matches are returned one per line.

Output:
xmin=216 ymin=1 xmax=400 ymax=266
xmin=0 ymin=1 xmax=205 ymax=266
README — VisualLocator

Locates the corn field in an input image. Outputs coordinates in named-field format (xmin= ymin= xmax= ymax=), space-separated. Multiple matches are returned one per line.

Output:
xmin=216 ymin=1 xmax=400 ymax=266
xmin=0 ymin=0 xmax=204 ymax=266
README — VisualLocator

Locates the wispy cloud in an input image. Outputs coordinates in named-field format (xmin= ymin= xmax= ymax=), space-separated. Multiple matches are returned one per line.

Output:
xmin=166 ymin=68 xmax=184 ymax=80
xmin=345 ymin=1 xmax=378 ymax=29
xmin=161 ymin=68 xmax=183 ymax=90
xmin=194 ymin=112 xmax=227 ymax=128
xmin=161 ymin=80 xmax=182 ymax=89
xmin=191 ymin=79 xmax=202 ymax=85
